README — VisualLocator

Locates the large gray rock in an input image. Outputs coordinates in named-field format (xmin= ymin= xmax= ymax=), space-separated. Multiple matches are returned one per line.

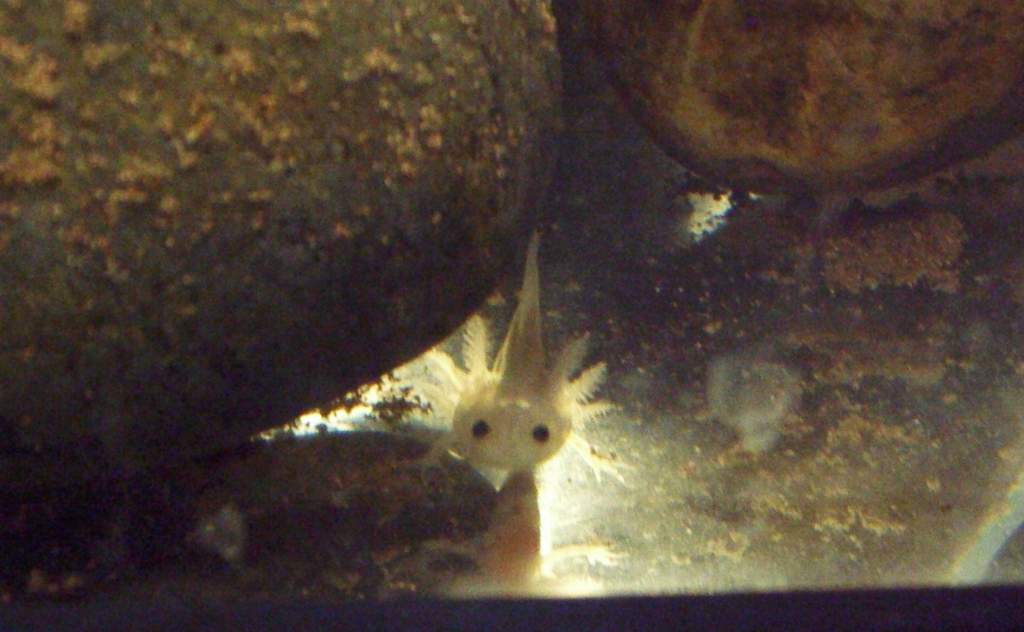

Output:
xmin=0 ymin=0 xmax=560 ymax=489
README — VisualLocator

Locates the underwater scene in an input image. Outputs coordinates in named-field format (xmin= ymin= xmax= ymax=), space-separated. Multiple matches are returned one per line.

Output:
xmin=3 ymin=0 xmax=1024 ymax=612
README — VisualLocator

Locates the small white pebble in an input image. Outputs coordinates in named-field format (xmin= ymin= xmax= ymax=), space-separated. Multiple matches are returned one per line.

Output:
xmin=191 ymin=502 xmax=248 ymax=563
xmin=707 ymin=348 xmax=801 ymax=453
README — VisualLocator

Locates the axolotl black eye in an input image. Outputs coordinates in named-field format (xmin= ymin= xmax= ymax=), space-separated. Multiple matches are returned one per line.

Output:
xmin=532 ymin=424 xmax=549 ymax=443
xmin=472 ymin=419 xmax=490 ymax=438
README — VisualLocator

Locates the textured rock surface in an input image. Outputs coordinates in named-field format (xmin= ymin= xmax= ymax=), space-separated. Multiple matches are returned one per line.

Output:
xmin=0 ymin=0 xmax=560 ymax=488
xmin=581 ymin=0 xmax=1024 ymax=193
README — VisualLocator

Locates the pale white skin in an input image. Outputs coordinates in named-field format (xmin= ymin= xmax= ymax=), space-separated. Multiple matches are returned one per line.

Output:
xmin=405 ymin=233 xmax=613 ymax=475
xmin=450 ymin=371 xmax=569 ymax=471
xmin=445 ymin=469 xmax=622 ymax=597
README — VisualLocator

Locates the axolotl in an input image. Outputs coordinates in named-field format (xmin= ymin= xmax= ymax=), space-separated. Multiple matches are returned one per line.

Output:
xmin=400 ymin=233 xmax=616 ymax=476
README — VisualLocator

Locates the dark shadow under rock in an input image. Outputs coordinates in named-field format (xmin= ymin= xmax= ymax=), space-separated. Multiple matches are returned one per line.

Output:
xmin=0 ymin=432 xmax=496 ymax=604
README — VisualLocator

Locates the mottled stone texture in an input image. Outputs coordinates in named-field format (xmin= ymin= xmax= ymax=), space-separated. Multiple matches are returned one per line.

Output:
xmin=582 ymin=0 xmax=1024 ymax=192
xmin=0 ymin=0 xmax=560 ymax=488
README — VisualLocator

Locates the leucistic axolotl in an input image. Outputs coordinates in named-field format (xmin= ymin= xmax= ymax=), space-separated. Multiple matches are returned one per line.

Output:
xmin=403 ymin=233 xmax=618 ymax=477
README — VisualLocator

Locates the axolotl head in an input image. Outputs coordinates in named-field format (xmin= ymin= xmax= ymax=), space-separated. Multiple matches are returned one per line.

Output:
xmin=450 ymin=376 xmax=572 ymax=472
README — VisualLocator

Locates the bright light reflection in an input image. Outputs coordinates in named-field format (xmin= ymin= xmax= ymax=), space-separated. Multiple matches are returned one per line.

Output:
xmin=256 ymin=389 xmax=382 ymax=440
xmin=686 ymin=192 xmax=734 ymax=241
xmin=951 ymin=388 xmax=1024 ymax=583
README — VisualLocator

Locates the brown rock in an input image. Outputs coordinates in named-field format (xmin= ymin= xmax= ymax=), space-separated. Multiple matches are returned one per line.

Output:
xmin=582 ymin=0 xmax=1024 ymax=192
